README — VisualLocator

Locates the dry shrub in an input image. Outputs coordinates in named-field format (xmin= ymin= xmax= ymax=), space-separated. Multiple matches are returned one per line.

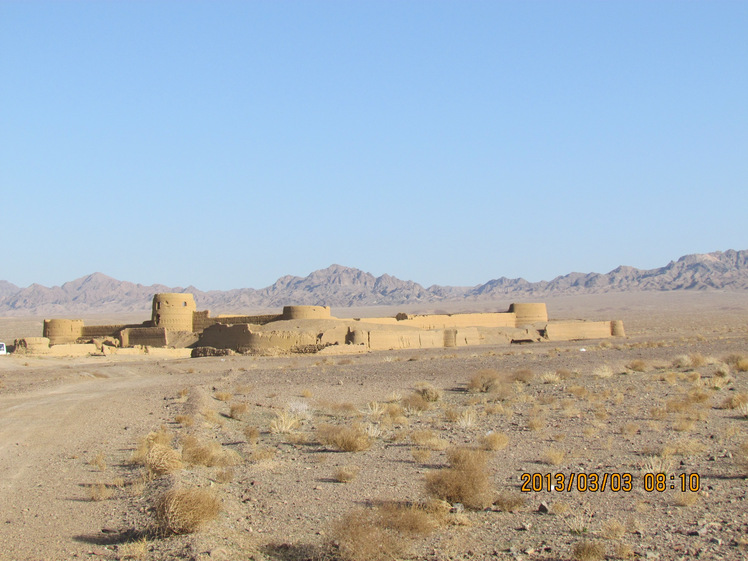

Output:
xmin=456 ymin=408 xmax=478 ymax=428
xmin=425 ymin=447 xmax=493 ymax=509
xmin=155 ymin=487 xmax=220 ymax=534
xmin=719 ymin=392 xmax=748 ymax=410
xmin=626 ymin=360 xmax=647 ymax=372
xmin=214 ymin=391 xmax=233 ymax=402
xmin=689 ymin=353 xmax=707 ymax=367
xmin=89 ymin=451 xmax=107 ymax=471
xmin=612 ymin=543 xmax=635 ymax=559
xmin=511 ymin=369 xmax=535 ymax=383
xmin=528 ymin=415 xmax=546 ymax=431
xmin=650 ymin=406 xmax=668 ymax=420
xmin=251 ymin=447 xmax=277 ymax=462
xmin=620 ymin=423 xmax=639 ymax=437
xmin=737 ymin=358 xmax=748 ymax=372
xmin=401 ymin=393 xmax=430 ymax=413
xmin=318 ymin=424 xmax=371 ymax=452
xmin=332 ymin=509 xmax=406 ymax=561
xmin=482 ymin=432 xmax=509 ymax=451
xmin=414 ymin=382 xmax=442 ymax=402
xmin=673 ymin=416 xmax=695 ymax=432
xmin=493 ymin=490 xmax=526 ymax=512
xmin=410 ymin=430 xmax=449 ymax=451
xmin=673 ymin=491 xmax=699 ymax=507
xmin=334 ymin=465 xmax=360 ymax=483
xmin=215 ymin=468 xmax=234 ymax=484
xmin=600 ymin=518 xmax=626 ymax=540
xmin=467 ymin=369 xmax=502 ymax=393
xmin=568 ymin=385 xmax=590 ymax=399
xmin=145 ymin=444 xmax=183 ymax=476
xmin=542 ymin=447 xmax=566 ymax=466
xmin=174 ymin=414 xmax=194 ymax=427
xmin=243 ymin=425 xmax=260 ymax=444
xmin=541 ymin=371 xmax=561 ymax=384
xmin=89 ymin=482 xmax=113 ymax=502
xmin=269 ymin=410 xmax=301 ymax=434
xmin=334 ymin=500 xmax=445 ymax=561
xmin=592 ymin=365 xmax=614 ymax=378
xmin=229 ymin=402 xmax=248 ymax=420
xmin=181 ymin=435 xmax=240 ymax=467
xmin=118 ymin=537 xmax=149 ymax=560
xmin=573 ymin=540 xmax=605 ymax=561
xmin=130 ymin=427 xmax=173 ymax=464
xmin=412 ymin=448 xmax=432 ymax=464
xmin=661 ymin=438 xmax=705 ymax=457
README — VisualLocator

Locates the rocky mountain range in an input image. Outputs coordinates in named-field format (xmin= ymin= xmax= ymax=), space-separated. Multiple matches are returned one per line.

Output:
xmin=1 ymin=249 xmax=746 ymax=316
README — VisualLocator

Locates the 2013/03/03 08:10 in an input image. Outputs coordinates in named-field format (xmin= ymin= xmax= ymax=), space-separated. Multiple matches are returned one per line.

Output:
xmin=520 ymin=472 xmax=701 ymax=493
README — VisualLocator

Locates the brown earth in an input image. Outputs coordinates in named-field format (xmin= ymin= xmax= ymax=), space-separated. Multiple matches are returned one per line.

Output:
xmin=0 ymin=292 xmax=747 ymax=561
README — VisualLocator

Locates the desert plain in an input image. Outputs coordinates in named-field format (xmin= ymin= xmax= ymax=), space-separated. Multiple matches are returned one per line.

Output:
xmin=0 ymin=291 xmax=747 ymax=561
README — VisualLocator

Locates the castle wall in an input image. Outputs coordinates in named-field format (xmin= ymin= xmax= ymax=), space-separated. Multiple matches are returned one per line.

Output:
xmin=43 ymin=319 xmax=84 ymax=345
xmin=198 ymin=323 xmax=254 ymax=350
xmin=545 ymin=321 xmax=613 ymax=341
xmin=120 ymin=327 xmax=168 ymax=348
xmin=81 ymin=324 xmax=129 ymax=338
xmin=356 ymin=312 xmax=517 ymax=330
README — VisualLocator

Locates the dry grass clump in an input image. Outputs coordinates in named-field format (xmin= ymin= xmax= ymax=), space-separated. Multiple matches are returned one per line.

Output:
xmin=410 ymin=430 xmax=449 ymax=451
xmin=145 ymin=444 xmax=183 ymax=476
xmin=456 ymin=408 xmax=478 ymax=428
xmin=718 ymin=392 xmax=748 ymax=410
xmin=493 ymin=490 xmax=526 ymax=512
xmin=621 ymin=423 xmax=640 ymax=437
xmin=243 ymin=425 xmax=260 ymax=444
xmin=401 ymin=392 xmax=431 ymax=413
xmin=89 ymin=482 xmax=114 ymax=501
xmin=542 ymin=447 xmax=566 ymax=466
xmin=592 ymin=365 xmax=614 ymax=378
xmin=528 ymin=415 xmax=546 ymax=431
xmin=673 ymin=353 xmax=706 ymax=369
xmin=425 ymin=447 xmax=493 ymax=509
xmin=412 ymin=448 xmax=432 ymax=464
xmin=626 ymin=359 xmax=648 ymax=372
xmin=467 ymin=369 xmax=503 ymax=393
xmin=568 ymin=385 xmax=590 ymax=399
xmin=229 ymin=402 xmax=248 ymax=420
xmin=414 ymin=382 xmax=442 ymax=402
xmin=214 ymin=391 xmax=233 ymax=402
xmin=174 ymin=414 xmax=194 ymax=427
xmin=250 ymin=447 xmax=277 ymax=463
xmin=130 ymin=427 xmax=173 ymax=465
xmin=660 ymin=438 xmax=706 ymax=458
xmin=118 ymin=537 xmax=149 ymax=560
xmin=269 ymin=410 xmax=301 ymax=434
xmin=181 ymin=435 xmax=240 ymax=467
xmin=333 ymin=501 xmax=444 ymax=561
xmin=600 ymin=518 xmax=626 ymax=540
xmin=155 ymin=487 xmax=220 ymax=534
xmin=88 ymin=451 xmax=107 ymax=471
xmin=215 ymin=468 xmax=234 ymax=484
xmin=482 ymin=432 xmax=509 ymax=451
xmin=673 ymin=491 xmax=699 ymax=507
xmin=511 ymin=368 xmax=535 ymax=383
xmin=572 ymin=540 xmax=606 ymax=561
xmin=541 ymin=371 xmax=561 ymax=384
xmin=318 ymin=424 xmax=371 ymax=452
xmin=334 ymin=465 xmax=361 ymax=483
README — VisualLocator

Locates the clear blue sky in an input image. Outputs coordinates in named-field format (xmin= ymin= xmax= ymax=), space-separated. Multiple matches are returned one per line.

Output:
xmin=2 ymin=1 xmax=746 ymax=290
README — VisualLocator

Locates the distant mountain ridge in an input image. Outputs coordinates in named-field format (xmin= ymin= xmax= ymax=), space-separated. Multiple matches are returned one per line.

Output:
xmin=1 ymin=249 xmax=746 ymax=316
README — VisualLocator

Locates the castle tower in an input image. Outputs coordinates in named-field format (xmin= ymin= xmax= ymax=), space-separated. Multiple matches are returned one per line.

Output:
xmin=509 ymin=303 xmax=549 ymax=326
xmin=152 ymin=293 xmax=196 ymax=331
xmin=43 ymin=319 xmax=84 ymax=345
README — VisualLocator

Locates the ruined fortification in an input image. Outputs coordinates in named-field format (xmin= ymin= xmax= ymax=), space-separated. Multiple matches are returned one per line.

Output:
xmin=16 ymin=294 xmax=624 ymax=356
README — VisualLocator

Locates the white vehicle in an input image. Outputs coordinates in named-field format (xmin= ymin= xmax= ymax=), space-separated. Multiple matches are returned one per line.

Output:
xmin=0 ymin=342 xmax=6 ymax=355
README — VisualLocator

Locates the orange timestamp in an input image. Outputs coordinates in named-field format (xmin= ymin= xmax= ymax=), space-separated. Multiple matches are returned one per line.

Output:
xmin=520 ymin=472 xmax=701 ymax=493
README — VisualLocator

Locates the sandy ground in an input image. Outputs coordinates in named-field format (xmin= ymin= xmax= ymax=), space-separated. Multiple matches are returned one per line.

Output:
xmin=0 ymin=292 xmax=747 ymax=561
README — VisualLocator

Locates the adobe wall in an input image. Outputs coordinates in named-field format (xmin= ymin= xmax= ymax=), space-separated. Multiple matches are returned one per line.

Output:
xmin=152 ymin=293 xmax=196 ymax=331
xmin=198 ymin=323 xmax=254 ymax=350
xmin=356 ymin=312 xmax=517 ymax=330
xmin=81 ymin=324 xmax=130 ymax=338
xmin=281 ymin=306 xmax=331 ymax=320
xmin=13 ymin=337 xmax=51 ymax=354
xmin=43 ymin=319 xmax=84 ymax=345
xmin=545 ymin=321 xmax=613 ymax=341
xmin=119 ymin=327 xmax=168 ymax=348
xmin=509 ymin=303 xmax=549 ymax=325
